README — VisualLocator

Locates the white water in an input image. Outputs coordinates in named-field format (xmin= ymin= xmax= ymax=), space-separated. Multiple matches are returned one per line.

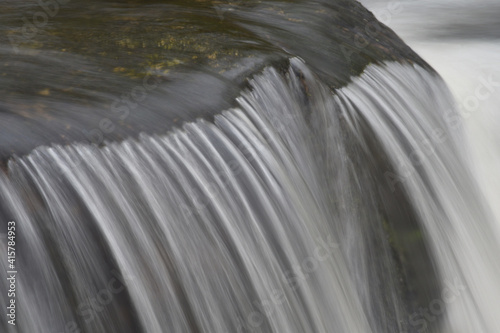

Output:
xmin=1 ymin=59 xmax=400 ymax=333
xmin=360 ymin=1 xmax=500 ymax=331
xmin=343 ymin=62 xmax=500 ymax=332
xmin=3 ymin=0 xmax=500 ymax=326
xmin=2 ymin=54 xmax=498 ymax=332
xmin=362 ymin=0 xmax=500 ymax=230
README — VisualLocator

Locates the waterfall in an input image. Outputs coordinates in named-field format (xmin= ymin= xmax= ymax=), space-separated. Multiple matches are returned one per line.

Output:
xmin=339 ymin=62 xmax=500 ymax=332
xmin=1 ymin=58 xmax=498 ymax=332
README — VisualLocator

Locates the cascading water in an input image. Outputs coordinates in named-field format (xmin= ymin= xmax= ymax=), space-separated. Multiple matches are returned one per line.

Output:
xmin=360 ymin=1 xmax=500 ymax=331
xmin=339 ymin=62 xmax=500 ymax=333
xmin=2 ymin=53 xmax=498 ymax=332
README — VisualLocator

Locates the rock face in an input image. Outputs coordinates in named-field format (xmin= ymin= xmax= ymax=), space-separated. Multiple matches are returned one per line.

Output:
xmin=0 ymin=0 xmax=429 ymax=162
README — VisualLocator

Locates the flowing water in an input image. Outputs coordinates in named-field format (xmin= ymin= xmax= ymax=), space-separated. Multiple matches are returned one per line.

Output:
xmin=361 ymin=0 xmax=500 ymax=331
xmin=1 ymin=1 xmax=499 ymax=333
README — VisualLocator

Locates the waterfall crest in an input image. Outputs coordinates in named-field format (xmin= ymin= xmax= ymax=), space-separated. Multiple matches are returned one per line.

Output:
xmin=1 ymin=59 xmax=497 ymax=332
